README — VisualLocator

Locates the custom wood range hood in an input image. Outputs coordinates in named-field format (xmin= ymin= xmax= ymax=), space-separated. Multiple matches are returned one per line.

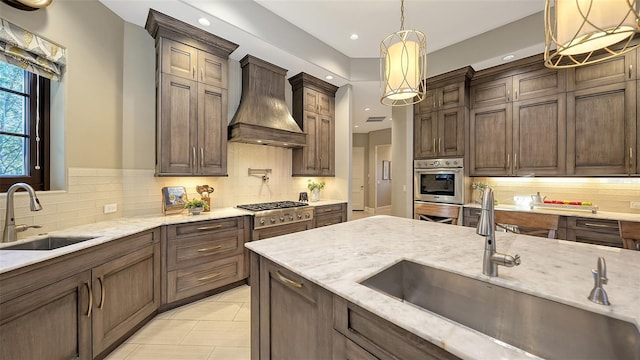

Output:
xmin=228 ymin=55 xmax=307 ymax=148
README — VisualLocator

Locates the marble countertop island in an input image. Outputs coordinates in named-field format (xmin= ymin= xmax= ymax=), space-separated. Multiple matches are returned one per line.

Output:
xmin=245 ymin=215 xmax=640 ymax=359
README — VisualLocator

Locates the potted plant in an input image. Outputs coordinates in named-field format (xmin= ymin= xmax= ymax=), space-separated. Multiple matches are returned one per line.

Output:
xmin=307 ymin=180 xmax=325 ymax=202
xmin=184 ymin=198 xmax=209 ymax=215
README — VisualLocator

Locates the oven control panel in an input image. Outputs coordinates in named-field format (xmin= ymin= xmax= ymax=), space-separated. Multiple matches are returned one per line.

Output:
xmin=254 ymin=207 xmax=314 ymax=229
xmin=414 ymin=157 xmax=463 ymax=169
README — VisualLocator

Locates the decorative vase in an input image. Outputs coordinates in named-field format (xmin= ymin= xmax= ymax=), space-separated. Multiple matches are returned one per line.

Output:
xmin=202 ymin=197 xmax=211 ymax=212
xmin=311 ymin=188 xmax=320 ymax=202
xmin=189 ymin=207 xmax=204 ymax=215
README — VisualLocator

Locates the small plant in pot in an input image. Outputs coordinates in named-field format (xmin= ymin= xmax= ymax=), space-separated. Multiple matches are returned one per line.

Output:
xmin=307 ymin=180 xmax=325 ymax=202
xmin=184 ymin=198 xmax=209 ymax=215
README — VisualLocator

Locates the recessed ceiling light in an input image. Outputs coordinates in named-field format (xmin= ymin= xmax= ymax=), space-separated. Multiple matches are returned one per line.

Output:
xmin=364 ymin=107 xmax=370 ymax=111
xmin=502 ymin=54 xmax=515 ymax=61
xmin=389 ymin=118 xmax=393 ymax=121
xmin=350 ymin=33 xmax=359 ymax=40
xmin=354 ymin=125 xmax=359 ymax=128
xmin=325 ymin=75 xmax=333 ymax=80
xmin=198 ymin=18 xmax=211 ymax=27
xmin=256 ymin=140 xmax=263 ymax=143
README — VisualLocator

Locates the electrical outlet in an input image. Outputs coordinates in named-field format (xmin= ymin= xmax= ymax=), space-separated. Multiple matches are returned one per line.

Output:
xmin=103 ymin=203 xmax=117 ymax=213
xmin=630 ymin=202 xmax=640 ymax=209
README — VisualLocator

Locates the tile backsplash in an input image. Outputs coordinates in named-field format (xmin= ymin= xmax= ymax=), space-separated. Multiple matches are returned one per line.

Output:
xmin=0 ymin=143 xmax=337 ymax=240
xmin=472 ymin=177 xmax=640 ymax=214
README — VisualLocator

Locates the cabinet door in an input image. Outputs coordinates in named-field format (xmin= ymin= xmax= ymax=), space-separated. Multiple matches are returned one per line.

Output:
xmin=258 ymin=259 xmax=333 ymax=360
xmin=439 ymin=106 xmax=465 ymax=157
xmin=296 ymin=111 xmax=320 ymax=174
xmin=92 ymin=243 xmax=161 ymax=356
xmin=414 ymin=112 xmax=438 ymax=159
xmin=197 ymin=50 xmax=227 ymax=88
xmin=469 ymin=103 xmax=513 ymax=176
xmin=159 ymin=74 xmax=198 ymax=175
xmin=513 ymin=67 xmax=566 ymax=101
xmin=470 ymin=76 xmax=512 ymax=108
xmin=567 ymin=82 xmax=636 ymax=175
xmin=568 ymin=50 xmax=636 ymax=91
xmin=318 ymin=115 xmax=335 ymax=176
xmin=161 ymin=39 xmax=198 ymax=81
xmin=0 ymin=270 xmax=92 ymax=360
xmin=198 ymin=84 xmax=228 ymax=175
xmin=513 ymin=94 xmax=566 ymax=175
xmin=303 ymin=88 xmax=321 ymax=112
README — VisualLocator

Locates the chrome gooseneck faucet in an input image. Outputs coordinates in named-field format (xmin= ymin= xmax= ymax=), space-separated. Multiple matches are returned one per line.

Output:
xmin=3 ymin=182 xmax=43 ymax=243
xmin=588 ymin=257 xmax=610 ymax=305
xmin=476 ymin=187 xmax=521 ymax=277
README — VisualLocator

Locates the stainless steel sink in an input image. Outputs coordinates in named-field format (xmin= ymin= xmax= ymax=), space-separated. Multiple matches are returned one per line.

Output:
xmin=0 ymin=236 xmax=97 ymax=250
xmin=360 ymin=260 xmax=640 ymax=360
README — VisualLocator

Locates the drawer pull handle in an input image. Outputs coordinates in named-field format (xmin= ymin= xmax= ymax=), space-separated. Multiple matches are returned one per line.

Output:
xmin=200 ymin=147 xmax=204 ymax=168
xmin=276 ymin=270 xmax=303 ymax=289
xmin=584 ymin=223 xmax=613 ymax=228
xmin=197 ymin=225 xmax=223 ymax=231
xmin=198 ymin=272 xmax=222 ymax=282
xmin=98 ymin=276 xmax=106 ymax=309
xmin=85 ymin=281 xmax=92 ymax=318
xmin=197 ymin=245 xmax=223 ymax=253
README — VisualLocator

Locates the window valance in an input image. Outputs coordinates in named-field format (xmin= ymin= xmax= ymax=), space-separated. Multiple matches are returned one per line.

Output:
xmin=0 ymin=18 xmax=66 ymax=80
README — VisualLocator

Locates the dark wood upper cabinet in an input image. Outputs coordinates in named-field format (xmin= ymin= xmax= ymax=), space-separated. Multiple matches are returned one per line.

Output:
xmin=469 ymin=55 xmax=567 ymax=176
xmin=289 ymin=73 xmax=338 ymax=176
xmin=146 ymin=10 xmax=238 ymax=176
xmin=567 ymin=81 xmax=636 ymax=175
xmin=414 ymin=66 xmax=473 ymax=159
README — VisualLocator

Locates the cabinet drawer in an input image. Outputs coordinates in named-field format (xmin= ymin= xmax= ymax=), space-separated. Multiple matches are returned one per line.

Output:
xmin=333 ymin=297 xmax=459 ymax=360
xmin=166 ymin=217 xmax=243 ymax=240
xmin=315 ymin=203 xmax=345 ymax=214
xmin=167 ymin=229 xmax=244 ymax=271
xmin=167 ymin=254 xmax=244 ymax=303
xmin=315 ymin=213 xmax=345 ymax=228
xmin=333 ymin=330 xmax=378 ymax=360
xmin=565 ymin=229 xmax=623 ymax=248
xmin=567 ymin=218 xmax=620 ymax=235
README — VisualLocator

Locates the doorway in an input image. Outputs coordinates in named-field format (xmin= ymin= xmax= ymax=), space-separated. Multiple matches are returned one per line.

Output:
xmin=351 ymin=147 xmax=365 ymax=211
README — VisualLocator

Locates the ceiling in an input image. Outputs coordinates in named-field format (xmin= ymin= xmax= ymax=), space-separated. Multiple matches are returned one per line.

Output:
xmin=99 ymin=0 xmax=546 ymax=134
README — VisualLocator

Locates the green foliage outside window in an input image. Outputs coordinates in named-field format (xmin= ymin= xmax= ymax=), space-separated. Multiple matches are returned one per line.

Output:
xmin=0 ymin=62 xmax=28 ymax=177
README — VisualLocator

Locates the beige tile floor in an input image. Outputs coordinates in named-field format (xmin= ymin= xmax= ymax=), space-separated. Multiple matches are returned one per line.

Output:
xmin=106 ymin=285 xmax=251 ymax=360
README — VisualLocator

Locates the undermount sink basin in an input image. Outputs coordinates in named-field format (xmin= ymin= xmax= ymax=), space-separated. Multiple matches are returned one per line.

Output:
xmin=360 ymin=260 xmax=640 ymax=360
xmin=0 ymin=236 xmax=97 ymax=251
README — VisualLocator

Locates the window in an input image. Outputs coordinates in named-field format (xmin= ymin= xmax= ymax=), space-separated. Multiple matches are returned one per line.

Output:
xmin=0 ymin=61 xmax=50 ymax=192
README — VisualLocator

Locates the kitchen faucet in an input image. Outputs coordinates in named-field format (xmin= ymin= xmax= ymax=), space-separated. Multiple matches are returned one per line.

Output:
xmin=476 ymin=187 xmax=521 ymax=277
xmin=588 ymin=257 xmax=610 ymax=305
xmin=2 ymin=182 xmax=43 ymax=243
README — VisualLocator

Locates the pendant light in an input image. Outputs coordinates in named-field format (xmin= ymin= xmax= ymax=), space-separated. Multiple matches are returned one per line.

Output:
xmin=544 ymin=0 xmax=640 ymax=68
xmin=380 ymin=0 xmax=426 ymax=106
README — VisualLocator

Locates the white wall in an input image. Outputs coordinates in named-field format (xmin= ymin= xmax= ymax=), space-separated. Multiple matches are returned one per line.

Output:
xmin=391 ymin=106 xmax=413 ymax=218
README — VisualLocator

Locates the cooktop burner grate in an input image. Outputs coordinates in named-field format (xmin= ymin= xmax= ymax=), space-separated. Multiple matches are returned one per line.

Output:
xmin=236 ymin=201 xmax=309 ymax=212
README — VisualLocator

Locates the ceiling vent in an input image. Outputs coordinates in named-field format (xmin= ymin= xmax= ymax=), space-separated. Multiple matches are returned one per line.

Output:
xmin=366 ymin=116 xmax=386 ymax=122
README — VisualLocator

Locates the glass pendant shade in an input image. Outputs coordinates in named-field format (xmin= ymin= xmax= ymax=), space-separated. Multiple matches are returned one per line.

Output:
xmin=545 ymin=0 xmax=640 ymax=68
xmin=380 ymin=29 xmax=426 ymax=106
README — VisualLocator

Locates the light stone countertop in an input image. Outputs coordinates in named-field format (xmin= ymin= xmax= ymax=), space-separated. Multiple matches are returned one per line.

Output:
xmin=464 ymin=203 xmax=640 ymax=222
xmin=245 ymin=215 xmax=640 ymax=359
xmin=0 ymin=200 xmax=347 ymax=275
xmin=0 ymin=208 xmax=252 ymax=274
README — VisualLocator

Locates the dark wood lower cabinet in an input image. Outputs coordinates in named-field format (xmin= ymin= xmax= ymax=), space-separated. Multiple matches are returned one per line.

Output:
xmin=254 ymin=256 xmax=333 ymax=360
xmin=0 ymin=270 xmax=92 ymax=360
xmin=92 ymin=243 xmax=161 ymax=357
xmin=314 ymin=203 xmax=347 ymax=228
xmin=0 ymin=229 xmax=160 ymax=360
xmin=251 ymin=253 xmax=458 ymax=360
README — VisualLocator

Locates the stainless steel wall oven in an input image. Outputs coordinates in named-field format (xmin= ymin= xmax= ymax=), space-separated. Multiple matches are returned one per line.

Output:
xmin=414 ymin=158 xmax=465 ymax=204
